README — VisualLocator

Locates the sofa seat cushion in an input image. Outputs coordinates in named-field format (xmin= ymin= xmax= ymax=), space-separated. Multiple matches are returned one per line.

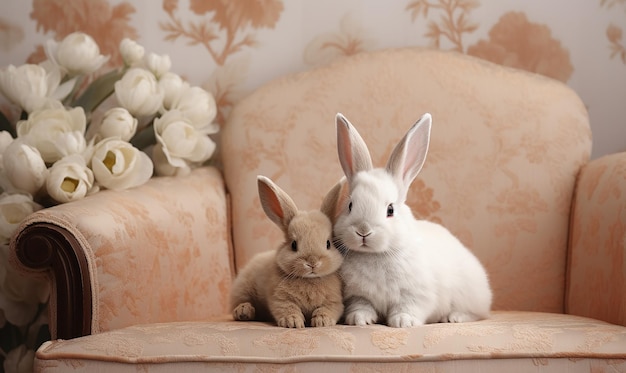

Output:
xmin=35 ymin=311 xmax=626 ymax=372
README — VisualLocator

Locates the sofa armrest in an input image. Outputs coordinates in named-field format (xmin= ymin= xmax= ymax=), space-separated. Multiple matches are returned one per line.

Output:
xmin=9 ymin=167 xmax=234 ymax=339
xmin=567 ymin=153 xmax=626 ymax=326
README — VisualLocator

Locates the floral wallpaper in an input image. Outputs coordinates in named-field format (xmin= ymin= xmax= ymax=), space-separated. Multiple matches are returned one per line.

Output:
xmin=0 ymin=0 xmax=624 ymax=370
xmin=1 ymin=0 xmax=625 ymax=157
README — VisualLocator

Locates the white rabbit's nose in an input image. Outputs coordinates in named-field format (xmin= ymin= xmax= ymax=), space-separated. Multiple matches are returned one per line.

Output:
xmin=356 ymin=223 xmax=372 ymax=238
xmin=356 ymin=230 xmax=372 ymax=238
xmin=356 ymin=228 xmax=372 ymax=246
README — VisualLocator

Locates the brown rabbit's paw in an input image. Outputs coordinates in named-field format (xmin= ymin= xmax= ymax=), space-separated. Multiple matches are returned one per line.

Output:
xmin=311 ymin=313 xmax=337 ymax=327
xmin=277 ymin=314 xmax=305 ymax=328
xmin=233 ymin=302 xmax=255 ymax=321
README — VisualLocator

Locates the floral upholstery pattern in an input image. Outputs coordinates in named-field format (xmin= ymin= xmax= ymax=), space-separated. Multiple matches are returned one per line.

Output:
xmin=33 ymin=312 xmax=626 ymax=372
xmin=10 ymin=167 xmax=233 ymax=335
xmin=567 ymin=153 xmax=626 ymax=327
xmin=222 ymin=47 xmax=592 ymax=313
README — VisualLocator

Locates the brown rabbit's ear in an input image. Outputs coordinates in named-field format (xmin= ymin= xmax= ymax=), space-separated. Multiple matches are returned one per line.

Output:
xmin=336 ymin=113 xmax=373 ymax=182
xmin=320 ymin=177 xmax=349 ymax=224
xmin=257 ymin=175 xmax=298 ymax=231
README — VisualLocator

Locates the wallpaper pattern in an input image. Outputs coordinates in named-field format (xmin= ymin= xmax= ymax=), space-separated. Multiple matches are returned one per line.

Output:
xmin=1 ymin=0 xmax=624 ymax=158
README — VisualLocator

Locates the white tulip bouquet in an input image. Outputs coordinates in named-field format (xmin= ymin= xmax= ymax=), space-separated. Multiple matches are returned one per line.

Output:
xmin=0 ymin=32 xmax=218 ymax=371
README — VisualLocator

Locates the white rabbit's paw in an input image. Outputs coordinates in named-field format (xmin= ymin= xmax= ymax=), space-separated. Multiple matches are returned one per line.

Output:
xmin=233 ymin=302 xmax=255 ymax=321
xmin=444 ymin=312 xmax=476 ymax=323
xmin=277 ymin=314 xmax=306 ymax=328
xmin=388 ymin=313 xmax=422 ymax=328
xmin=345 ymin=309 xmax=378 ymax=326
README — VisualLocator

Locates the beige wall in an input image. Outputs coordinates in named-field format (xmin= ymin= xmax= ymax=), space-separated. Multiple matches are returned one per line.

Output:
xmin=1 ymin=0 xmax=624 ymax=159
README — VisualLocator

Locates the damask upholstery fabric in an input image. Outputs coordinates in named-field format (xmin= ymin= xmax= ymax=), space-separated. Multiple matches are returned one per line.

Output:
xmin=11 ymin=167 xmax=233 ymax=336
xmin=34 ymin=312 xmax=626 ymax=372
xmin=567 ymin=153 xmax=626 ymax=327
xmin=221 ymin=47 xmax=592 ymax=313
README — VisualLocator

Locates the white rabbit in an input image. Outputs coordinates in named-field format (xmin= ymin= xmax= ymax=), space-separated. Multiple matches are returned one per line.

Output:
xmin=329 ymin=113 xmax=492 ymax=328
xmin=230 ymin=176 xmax=344 ymax=328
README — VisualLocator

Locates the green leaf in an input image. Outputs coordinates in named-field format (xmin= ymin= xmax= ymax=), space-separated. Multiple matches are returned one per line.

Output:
xmin=62 ymin=75 xmax=85 ymax=106
xmin=130 ymin=122 xmax=156 ymax=150
xmin=72 ymin=68 xmax=126 ymax=114
xmin=0 ymin=110 xmax=17 ymax=138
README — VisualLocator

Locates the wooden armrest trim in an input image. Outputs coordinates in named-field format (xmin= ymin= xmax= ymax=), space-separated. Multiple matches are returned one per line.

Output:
xmin=13 ymin=222 xmax=92 ymax=339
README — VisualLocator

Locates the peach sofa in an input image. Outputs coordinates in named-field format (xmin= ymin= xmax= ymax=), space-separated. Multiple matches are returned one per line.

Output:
xmin=10 ymin=47 xmax=626 ymax=372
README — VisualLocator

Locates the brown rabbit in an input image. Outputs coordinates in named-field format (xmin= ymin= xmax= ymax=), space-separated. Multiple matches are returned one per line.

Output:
xmin=230 ymin=176 xmax=344 ymax=328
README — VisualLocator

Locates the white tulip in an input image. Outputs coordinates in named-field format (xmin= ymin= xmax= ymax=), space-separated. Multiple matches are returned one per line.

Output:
xmin=0 ymin=132 xmax=13 ymax=192
xmin=98 ymin=107 xmax=138 ymax=142
xmin=0 ymin=131 xmax=13 ymax=154
xmin=0 ymin=243 xmax=49 ymax=328
xmin=170 ymin=85 xmax=218 ymax=131
xmin=152 ymin=142 xmax=191 ymax=177
xmin=46 ymin=154 xmax=94 ymax=203
xmin=0 ymin=131 xmax=15 ymax=194
xmin=38 ymin=59 xmax=79 ymax=101
xmin=154 ymin=110 xmax=216 ymax=168
xmin=2 ymin=345 xmax=35 ymax=373
xmin=0 ymin=193 xmax=42 ymax=245
xmin=158 ymin=72 xmax=188 ymax=111
xmin=145 ymin=52 xmax=171 ymax=79
xmin=16 ymin=106 xmax=87 ymax=163
xmin=119 ymin=38 xmax=145 ymax=67
xmin=2 ymin=138 xmax=47 ymax=196
xmin=0 ymin=131 xmax=13 ymax=177
xmin=114 ymin=67 xmax=164 ymax=117
xmin=45 ymin=32 xmax=109 ymax=76
xmin=90 ymin=138 xmax=153 ymax=190
xmin=0 ymin=64 xmax=62 ymax=113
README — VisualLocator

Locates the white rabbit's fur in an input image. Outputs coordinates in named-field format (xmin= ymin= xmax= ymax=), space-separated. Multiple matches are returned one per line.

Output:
xmin=332 ymin=113 xmax=492 ymax=327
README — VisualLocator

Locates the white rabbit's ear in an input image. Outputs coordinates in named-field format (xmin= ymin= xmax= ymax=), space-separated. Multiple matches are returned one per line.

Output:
xmin=385 ymin=113 xmax=432 ymax=198
xmin=336 ymin=113 xmax=373 ymax=182
xmin=320 ymin=177 xmax=349 ymax=224
xmin=257 ymin=175 xmax=298 ymax=231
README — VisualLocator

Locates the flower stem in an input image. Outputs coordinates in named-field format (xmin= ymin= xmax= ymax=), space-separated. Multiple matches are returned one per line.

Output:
xmin=72 ymin=68 xmax=127 ymax=118
xmin=63 ymin=75 xmax=85 ymax=106
xmin=130 ymin=122 xmax=156 ymax=150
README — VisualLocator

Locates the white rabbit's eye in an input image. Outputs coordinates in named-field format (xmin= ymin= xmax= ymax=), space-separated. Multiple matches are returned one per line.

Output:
xmin=326 ymin=240 xmax=331 ymax=249
xmin=348 ymin=201 xmax=352 ymax=212
xmin=291 ymin=240 xmax=297 ymax=252
xmin=387 ymin=203 xmax=394 ymax=217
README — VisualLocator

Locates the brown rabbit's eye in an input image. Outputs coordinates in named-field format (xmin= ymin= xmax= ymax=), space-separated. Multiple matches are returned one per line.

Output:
xmin=387 ymin=203 xmax=394 ymax=217
xmin=326 ymin=240 xmax=331 ymax=249
xmin=348 ymin=201 xmax=353 ymax=212
xmin=291 ymin=240 xmax=297 ymax=252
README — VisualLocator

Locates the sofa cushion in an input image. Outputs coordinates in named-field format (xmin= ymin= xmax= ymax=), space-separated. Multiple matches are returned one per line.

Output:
xmin=34 ymin=311 xmax=626 ymax=372
xmin=221 ymin=47 xmax=592 ymax=314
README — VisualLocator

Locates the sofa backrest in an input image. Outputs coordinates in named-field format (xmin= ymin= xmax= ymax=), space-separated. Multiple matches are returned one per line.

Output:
xmin=221 ymin=47 xmax=591 ymax=313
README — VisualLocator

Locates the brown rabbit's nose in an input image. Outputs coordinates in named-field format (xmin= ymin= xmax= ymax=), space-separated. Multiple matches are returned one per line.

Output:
xmin=305 ymin=258 xmax=322 ymax=269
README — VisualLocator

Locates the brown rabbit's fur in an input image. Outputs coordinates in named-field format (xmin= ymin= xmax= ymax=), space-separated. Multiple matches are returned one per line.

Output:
xmin=230 ymin=177 xmax=344 ymax=328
